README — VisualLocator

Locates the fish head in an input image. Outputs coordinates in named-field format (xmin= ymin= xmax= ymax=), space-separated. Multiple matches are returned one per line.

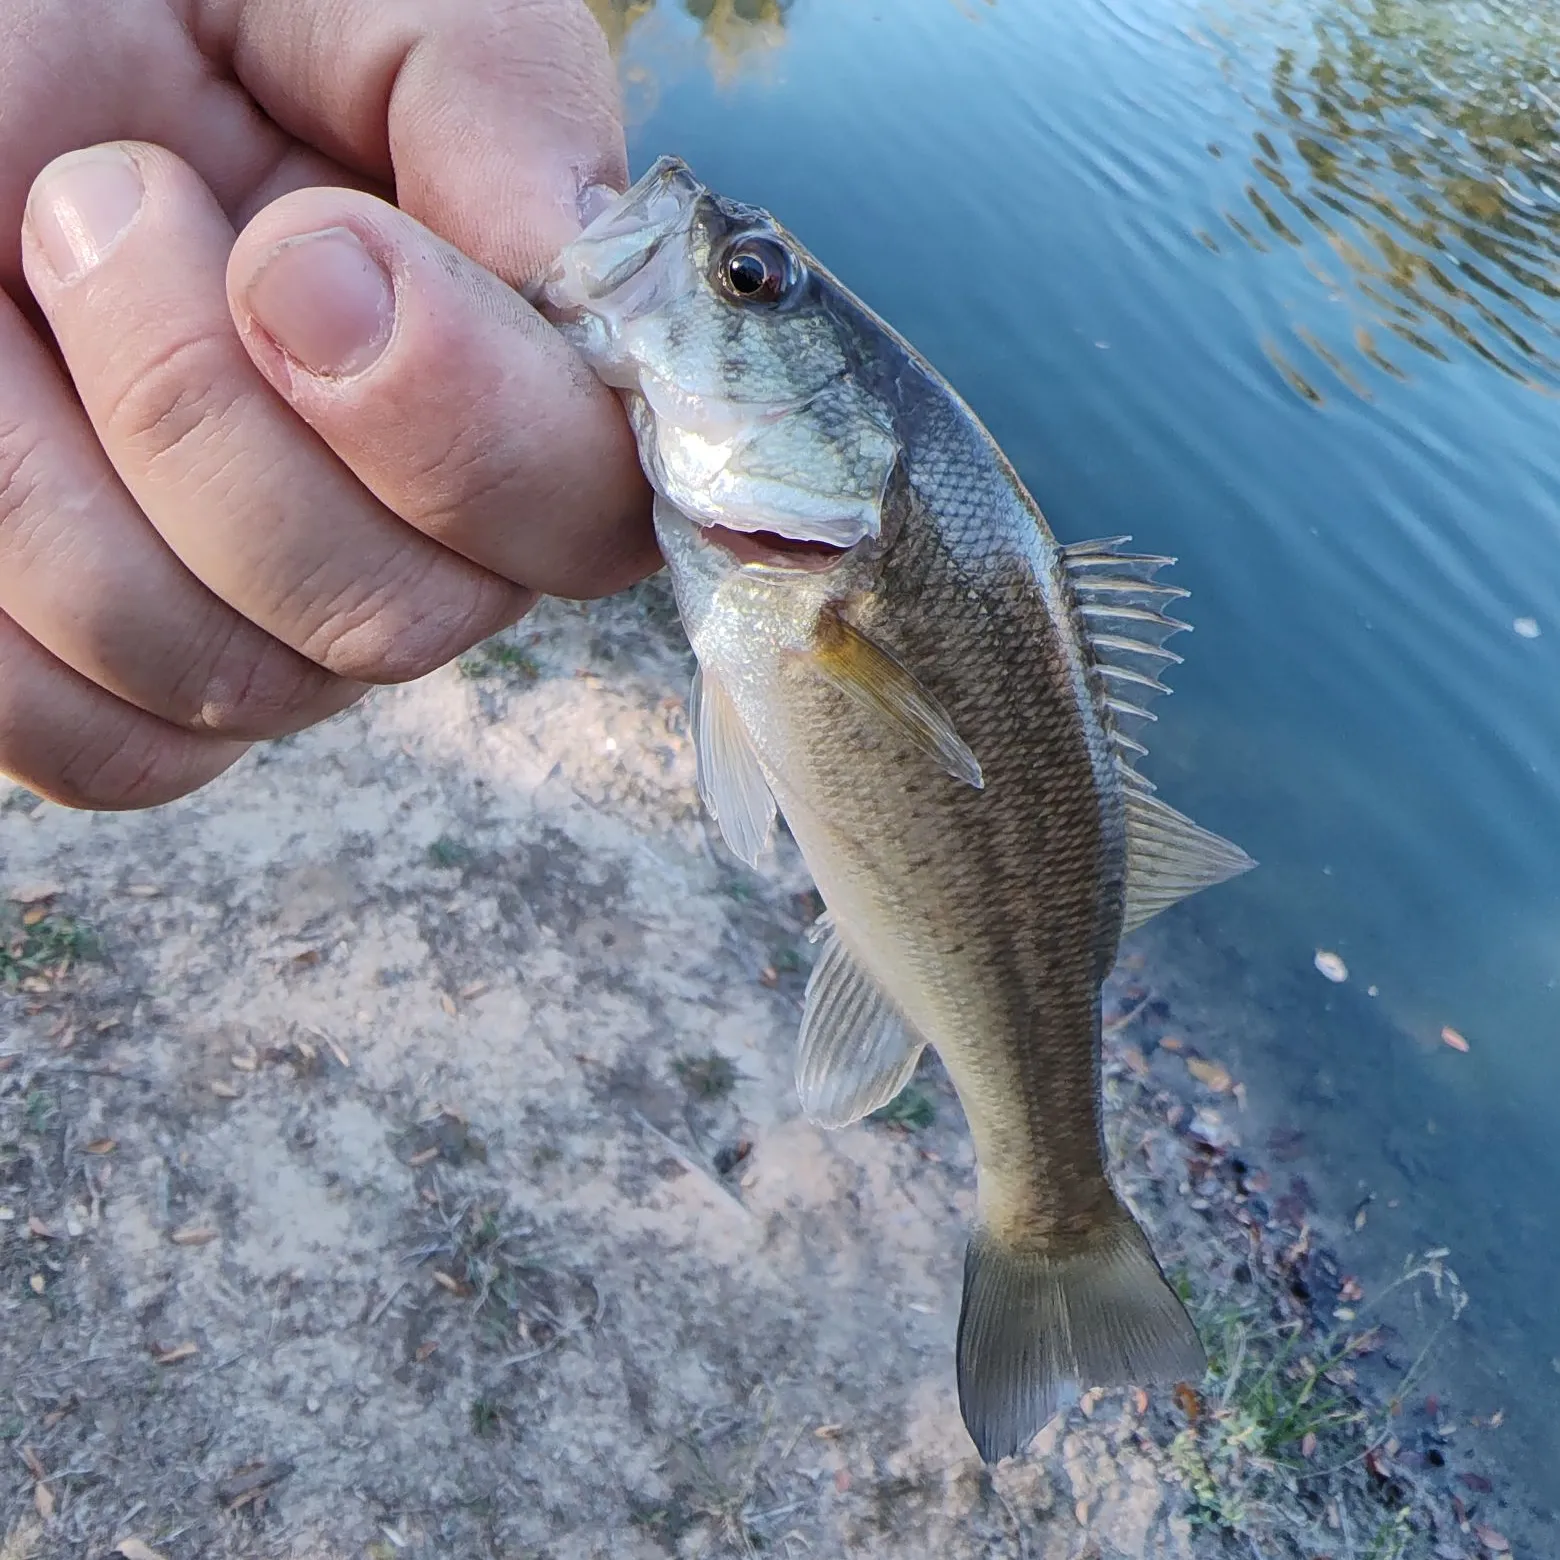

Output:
xmin=540 ymin=156 xmax=903 ymax=604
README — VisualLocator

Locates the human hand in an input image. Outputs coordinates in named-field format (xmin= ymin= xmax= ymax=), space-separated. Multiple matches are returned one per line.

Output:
xmin=1 ymin=0 xmax=654 ymax=810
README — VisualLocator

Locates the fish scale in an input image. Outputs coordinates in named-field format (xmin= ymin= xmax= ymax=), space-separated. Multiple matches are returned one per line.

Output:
xmin=542 ymin=154 xmax=1253 ymax=1462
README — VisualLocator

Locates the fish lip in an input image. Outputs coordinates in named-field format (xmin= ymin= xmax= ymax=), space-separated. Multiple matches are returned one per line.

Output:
xmin=700 ymin=525 xmax=853 ymax=573
xmin=536 ymin=155 xmax=704 ymax=314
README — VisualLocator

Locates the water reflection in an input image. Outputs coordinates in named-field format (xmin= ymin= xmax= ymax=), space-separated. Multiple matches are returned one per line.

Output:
xmin=586 ymin=0 xmax=794 ymax=80
xmin=1207 ymin=0 xmax=1560 ymax=394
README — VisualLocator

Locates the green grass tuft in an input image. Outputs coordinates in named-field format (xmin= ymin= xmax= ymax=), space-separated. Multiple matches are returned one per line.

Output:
xmin=869 ymin=1085 xmax=936 ymax=1130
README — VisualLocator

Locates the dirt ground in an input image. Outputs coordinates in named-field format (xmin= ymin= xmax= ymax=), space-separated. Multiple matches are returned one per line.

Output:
xmin=0 ymin=579 xmax=1520 ymax=1559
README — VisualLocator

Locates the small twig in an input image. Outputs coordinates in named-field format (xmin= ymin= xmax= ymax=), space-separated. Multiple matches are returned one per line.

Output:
xmin=994 ymin=1484 xmax=1029 ymax=1560
xmin=629 ymin=1110 xmax=753 ymax=1218
xmin=1103 ymin=994 xmax=1153 ymax=1036
xmin=368 ymin=1280 xmax=410 ymax=1327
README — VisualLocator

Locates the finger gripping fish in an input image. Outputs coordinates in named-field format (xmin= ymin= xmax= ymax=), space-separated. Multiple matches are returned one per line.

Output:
xmin=541 ymin=156 xmax=1254 ymax=1462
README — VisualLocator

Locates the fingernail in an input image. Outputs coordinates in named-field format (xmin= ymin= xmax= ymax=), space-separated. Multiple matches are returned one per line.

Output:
xmin=28 ymin=145 xmax=145 ymax=283
xmin=242 ymin=227 xmax=395 ymax=378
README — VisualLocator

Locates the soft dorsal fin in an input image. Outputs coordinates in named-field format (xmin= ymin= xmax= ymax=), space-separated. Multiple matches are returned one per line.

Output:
xmin=1122 ymin=780 xmax=1255 ymax=932
xmin=689 ymin=664 xmax=777 ymax=868
xmin=795 ymin=917 xmax=926 ymax=1128
xmin=804 ymin=609 xmax=984 ymax=790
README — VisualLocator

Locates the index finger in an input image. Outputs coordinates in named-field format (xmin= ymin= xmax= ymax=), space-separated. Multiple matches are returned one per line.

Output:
xmin=202 ymin=0 xmax=627 ymax=287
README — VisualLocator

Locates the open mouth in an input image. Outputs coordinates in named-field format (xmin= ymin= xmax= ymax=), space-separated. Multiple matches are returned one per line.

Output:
xmin=702 ymin=526 xmax=850 ymax=571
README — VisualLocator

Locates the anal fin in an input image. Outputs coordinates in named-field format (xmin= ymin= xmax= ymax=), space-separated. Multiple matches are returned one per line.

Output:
xmin=690 ymin=664 xmax=777 ymax=868
xmin=796 ymin=921 xmax=925 ymax=1128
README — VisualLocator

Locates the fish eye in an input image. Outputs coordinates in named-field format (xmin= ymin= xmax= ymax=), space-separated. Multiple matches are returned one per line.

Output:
xmin=718 ymin=234 xmax=796 ymax=305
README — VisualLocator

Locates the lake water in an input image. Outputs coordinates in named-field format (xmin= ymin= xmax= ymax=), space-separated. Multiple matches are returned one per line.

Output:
xmin=586 ymin=0 xmax=1560 ymax=1525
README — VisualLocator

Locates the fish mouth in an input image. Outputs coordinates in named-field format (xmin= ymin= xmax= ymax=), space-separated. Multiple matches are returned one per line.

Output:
xmin=538 ymin=156 xmax=703 ymax=316
xmin=701 ymin=525 xmax=851 ymax=571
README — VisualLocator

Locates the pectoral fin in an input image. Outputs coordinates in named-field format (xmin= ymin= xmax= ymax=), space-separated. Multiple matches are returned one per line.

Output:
xmin=689 ymin=664 xmax=777 ymax=867
xmin=1122 ymin=788 xmax=1255 ymax=933
xmin=806 ymin=611 xmax=984 ymax=790
xmin=796 ymin=923 xmax=925 ymax=1128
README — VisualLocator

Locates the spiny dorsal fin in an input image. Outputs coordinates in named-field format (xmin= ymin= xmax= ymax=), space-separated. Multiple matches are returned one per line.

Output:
xmin=1123 ymin=788 xmax=1255 ymax=933
xmin=690 ymin=664 xmax=777 ymax=868
xmin=1065 ymin=537 xmax=1255 ymax=925
xmin=805 ymin=610 xmax=984 ymax=790
xmin=796 ymin=921 xmax=926 ymax=1128
xmin=1065 ymin=534 xmax=1193 ymax=785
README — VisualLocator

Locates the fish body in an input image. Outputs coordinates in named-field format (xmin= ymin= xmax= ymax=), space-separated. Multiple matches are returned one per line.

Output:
xmin=542 ymin=157 xmax=1253 ymax=1460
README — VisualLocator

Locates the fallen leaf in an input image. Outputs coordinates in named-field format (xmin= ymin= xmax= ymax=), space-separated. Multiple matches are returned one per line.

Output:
xmin=1119 ymin=1044 xmax=1150 ymax=1078
xmin=1441 ymin=1026 xmax=1470 ymax=1053
xmin=29 ymin=1273 xmax=45 ymax=1294
xmin=1186 ymin=1057 xmax=1233 ymax=1093
xmin=414 ymin=1339 xmax=438 ymax=1362
xmin=459 ymin=980 xmax=489 ymax=1000
xmin=1158 ymin=1035 xmax=1184 ymax=1052
xmin=229 ymin=1051 xmax=258 ymax=1073
xmin=439 ymin=993 xmax=457 ymax=1017
xmin=217 ymin=1461 xmax=294 ymax=1509
xmin=1314 ymin=950 xmax=1349 ymax=983
xmin=170 ymin=1226 xmax=218 ymax=1247
xmin=83 ymin=1138 xmax=117 ymax=1154
xmin=1301 ymin=1431 xmax=1317 ymax=1458
xmin=33 ymin=1483 xmax=54 ymax=1520
xmin=21 ymin=906 xmax=47 ymax=928
xmin=26 ymin=1216 xmax=55 ymax=1240
xmin=1132 ymin=1387 xmax=1149 ymax=1416
xmin=834 ymin=1469 xmax=851 ymax=1494
xmin=1424 ymin=1394 xmax=1440 ymax=1416
xmin=407 ymin=1147 xmax=440 ymax=1168
xmin=8 ymin=882 xmax=63 ymax=904
xmin=1340 ymin=1276 xmax=1364 ymax=1302
xmin=327 ymin=1038 xmax=351 ymax=1068
xmin=814 ymin=1423 xmax=843 ymax=1439
xmin=1459 ymin=1472 xmax=1493 ymax=1493
xmin=1174 ymin=1381 xmax=1202 ymax=1422
xmin=116 ymin=1540 xmax=169 ymax=1560
xmin=209 ymin=1080 xmax=239 ymax=1099
xmin=152 ymin=1342 xmax=198 ymax=1365
xmin=432 ymin=1270 xmax=464 ymax=1295
xmin=1474 ymin=1527 xmax=1510 ymax=1553
xmin=1074 ymin=1499 xmax=1090 ymax=1526
xmin=20 ymin=1446 xmax=46 ymax=1480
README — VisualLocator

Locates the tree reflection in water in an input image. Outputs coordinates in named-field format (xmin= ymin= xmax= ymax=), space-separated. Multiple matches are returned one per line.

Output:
xmin=585 ymin=0 xmax=795 ymax=87
xmin=1210 ymin=0 xmax=1560 ymax=394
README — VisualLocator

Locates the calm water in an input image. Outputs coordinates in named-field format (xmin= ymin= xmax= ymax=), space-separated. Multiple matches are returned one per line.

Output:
xmin=587 ymin=0 xmax=1560 ymax=1518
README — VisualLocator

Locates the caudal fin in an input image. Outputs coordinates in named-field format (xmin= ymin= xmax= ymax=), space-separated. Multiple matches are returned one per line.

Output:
xmin=955 ymin=1208 xmax=1205 ymax=1463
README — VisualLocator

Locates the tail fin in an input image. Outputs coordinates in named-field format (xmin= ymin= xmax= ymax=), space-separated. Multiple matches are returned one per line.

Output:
xmin=955 ymin=1207 xmax=1205 ymax=1463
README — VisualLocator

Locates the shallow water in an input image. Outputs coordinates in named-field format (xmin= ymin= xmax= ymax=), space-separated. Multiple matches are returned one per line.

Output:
xmin=587 ymin=0 xmax=1560 ymax=1520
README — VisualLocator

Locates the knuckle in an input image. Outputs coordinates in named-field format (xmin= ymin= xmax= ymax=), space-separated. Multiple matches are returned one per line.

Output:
xmin=298 ymin=550 xmax=518 ymax=683
xmin=168 ymin=618 xmax=352 ymax=738
xmin=0 ymin=411 xmax=48 ymax=537
xmin=100 ymin=330 xmax=243 ymax=477
xmin=38 ymin=724 xmax=214 ymax=811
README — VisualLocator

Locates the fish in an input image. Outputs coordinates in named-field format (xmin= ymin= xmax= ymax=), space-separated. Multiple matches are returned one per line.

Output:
xmin=540 ymin=155 xmax=1255 ymax=1462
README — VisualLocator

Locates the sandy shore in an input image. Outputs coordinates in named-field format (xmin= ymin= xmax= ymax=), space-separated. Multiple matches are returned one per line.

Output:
xmin=0 ymin=579 xmax=1517 ymax=1558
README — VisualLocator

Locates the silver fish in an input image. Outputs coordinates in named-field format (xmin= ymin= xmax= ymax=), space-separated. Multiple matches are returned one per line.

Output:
xmin=542 ymin=156 xmax=1254 ymax=1461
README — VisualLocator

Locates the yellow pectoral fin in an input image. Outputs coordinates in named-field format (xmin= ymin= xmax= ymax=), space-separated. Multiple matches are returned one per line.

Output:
xmin=804 ymin=610 xmax=984 ymax=790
